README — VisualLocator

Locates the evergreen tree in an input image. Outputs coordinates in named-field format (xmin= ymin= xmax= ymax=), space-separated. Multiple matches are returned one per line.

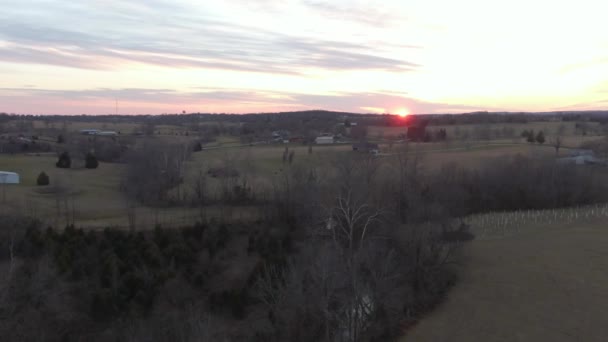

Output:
xmin=37 ymin=171 xmax=50 ymax=186
xmin=85 ymin=152 xmax=99 ymax=169
xmin=56 ymin=152 xmax=71 ymax=168
xmin=526 ymin=130 xmax=536 ymax=143
xmin=536 ymin=130 xmax=545 ymax=144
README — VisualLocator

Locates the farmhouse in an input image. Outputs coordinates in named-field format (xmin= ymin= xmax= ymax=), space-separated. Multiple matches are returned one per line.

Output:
xmin=0 ymin=171 xmax=20 ymax=184
xmin=315 ymin=136 xmax=334 ymax=144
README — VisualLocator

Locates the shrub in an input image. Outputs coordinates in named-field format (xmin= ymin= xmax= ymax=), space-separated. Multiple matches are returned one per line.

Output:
xmin=536 ymin=130 xmax=545 ymax=144
xmin=85 ymin=152 xmax=99 ymax=169
xmin=36 ymin=171 xmax=50 ymax=186
xmin=56 ymin=152 xmax=71 ymax=168
xmin=526 ymin=130 xmax=535 ymax=143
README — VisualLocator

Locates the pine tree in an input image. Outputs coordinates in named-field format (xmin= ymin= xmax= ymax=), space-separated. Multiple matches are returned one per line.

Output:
xmin=527 ymin=130 xmax=536 ymax=143
xmin=56 ymin=152 xmax=71 ymax=168
xmin=536 ymin=130 xmax=545 ymax=144
xmin=37 ymin=171 xmax=50 ymax=186
xmin=85 ymin=152 xmax=99 ymax=169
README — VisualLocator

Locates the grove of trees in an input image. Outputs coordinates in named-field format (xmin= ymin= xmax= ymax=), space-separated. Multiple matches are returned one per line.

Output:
xmin=2 ymin=111 xmax=608 ymax=341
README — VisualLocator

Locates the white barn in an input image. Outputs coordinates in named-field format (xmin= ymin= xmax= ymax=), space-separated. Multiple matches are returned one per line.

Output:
xmin=0 ymin=171 xmax=20 ymax=184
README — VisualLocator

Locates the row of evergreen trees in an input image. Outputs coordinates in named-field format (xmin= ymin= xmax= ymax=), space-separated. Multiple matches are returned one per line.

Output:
xmin=521 ymin=129 xmax=545 ymax=144
xmin=35 ymin=152 xmax=100 ymax=186
xmin=56 ymin=152 xmax=99 ymax=169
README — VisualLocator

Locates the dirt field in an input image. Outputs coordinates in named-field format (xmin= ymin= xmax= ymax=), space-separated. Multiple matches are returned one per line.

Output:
xmin=404 ymin=214 xmax=608 ymax=342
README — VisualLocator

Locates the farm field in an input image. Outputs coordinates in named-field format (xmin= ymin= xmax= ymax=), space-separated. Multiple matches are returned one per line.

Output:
xmin=0 ymin=133 xmax=595 ymax=229
xmin=404 ymin=209 xmax=608 ymax=342
xmin=2 ymin=113 xmax=608 ymax=341
xmin=368 ymin=121 xmax=601 ymax=138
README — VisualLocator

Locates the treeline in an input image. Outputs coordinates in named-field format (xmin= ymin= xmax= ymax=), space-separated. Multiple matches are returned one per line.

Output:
xmin=0 ymin=219 xmax=293 ymax=341
xmin=2 ymin=149 xmax=608 ymax=341
xmin=4 ymin=110 xmax=608 ymax=133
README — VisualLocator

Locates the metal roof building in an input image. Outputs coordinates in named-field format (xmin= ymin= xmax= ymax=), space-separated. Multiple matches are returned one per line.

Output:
xmin=0 ymin=171 xmax=20 ymax=184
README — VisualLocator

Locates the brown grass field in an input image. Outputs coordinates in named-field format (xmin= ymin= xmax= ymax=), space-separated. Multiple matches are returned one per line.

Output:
xmin=368 ymin=121 xmax=600 ymax=138
xmin=0 ymin=119 xmax=605 ymax=229
xmin=0 ymin=140 xmax=591 ymax=229
xmin=403 ymin=210 xmax=608 ymax=342
xmin=3 ymin=119 xmax=608 ymax=341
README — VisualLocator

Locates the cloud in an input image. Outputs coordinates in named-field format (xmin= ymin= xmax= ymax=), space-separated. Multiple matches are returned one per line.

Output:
xmin=560 ymin=57 xmax=608 ymax=73
xmin=553 ymin=98 xmax=608 ymax=111
xmin=302 ymin=0 xmax=406 ymax=27
xmin=0 ymin=87 xmax=486 ymax=115
xmin=289 ymin=92 xmax=487 ymax=114
xmin=0 ymin=1 xmax=418 ymax=73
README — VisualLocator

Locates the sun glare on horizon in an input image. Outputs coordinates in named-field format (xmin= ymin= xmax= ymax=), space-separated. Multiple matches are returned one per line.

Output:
xmin=395 ymin=108 xmax=410 ymax=117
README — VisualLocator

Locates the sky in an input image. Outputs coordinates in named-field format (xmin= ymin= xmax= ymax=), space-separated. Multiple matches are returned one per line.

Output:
xmin=1 ymin=0 xmax=607 ymax=115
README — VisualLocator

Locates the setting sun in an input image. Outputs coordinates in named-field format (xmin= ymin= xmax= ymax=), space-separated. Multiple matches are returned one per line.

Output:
xmin=395 ymin=108 xmax=410 ymax=117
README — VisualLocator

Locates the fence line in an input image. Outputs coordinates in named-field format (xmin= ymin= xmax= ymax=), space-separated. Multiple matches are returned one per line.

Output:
xmin=466 ymin=203 xmax=608 ymax=239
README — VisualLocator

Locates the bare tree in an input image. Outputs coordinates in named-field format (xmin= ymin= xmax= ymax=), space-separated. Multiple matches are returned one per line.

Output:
xmin=326 ymin=189 xmax=381 ymax=252
xmin=551 ymin=135 xmax=562 ymax=156
xmin=123 ymin=141 xmax=191 ymax=205
xmin=393 ymin=143 xmax=423 ymax=223
xmin=326 ymin=193 xmax=381 ymax=342
xmin=126 ymin=196 xmax=137 ymax=231
xmin=193 ymin=170 xmax=207 ymax=222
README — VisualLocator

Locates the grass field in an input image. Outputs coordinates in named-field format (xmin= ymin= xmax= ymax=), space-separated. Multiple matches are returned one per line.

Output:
xmin=368 ymin=121 xmax=605 ymax=151
xmin=404 ymin=208 xmax=608 ymax=342
xmin=0 ymin=140 xmax=585 ymax=228
xmin=1 ymin=118 xmax=604 ymax=229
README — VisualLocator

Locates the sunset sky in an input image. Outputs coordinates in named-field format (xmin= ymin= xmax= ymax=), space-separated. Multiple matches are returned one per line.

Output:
xmin=1 ymin=0 xmax=607 ymax=115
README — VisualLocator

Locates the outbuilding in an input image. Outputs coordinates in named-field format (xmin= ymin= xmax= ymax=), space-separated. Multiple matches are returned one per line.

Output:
xmin=97 ymin=131 xmax=118 ymax=136
xmin=315 ymin=136 xmax=334 ymax=144
xmin=0 ymin=171 xmax=20 ymax=184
